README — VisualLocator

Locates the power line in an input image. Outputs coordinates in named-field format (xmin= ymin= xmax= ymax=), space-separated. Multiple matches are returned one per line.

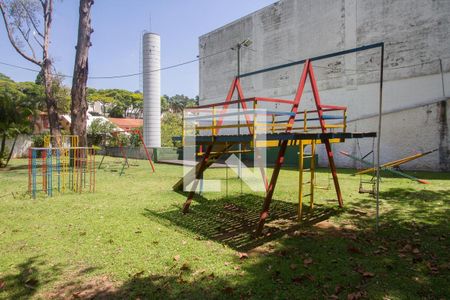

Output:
xmin=0 ymin=61 xmax=40 ymax=73
xmin=1 ymin=47 xmax=448 ymax=80
xmin=0 ymin=47 xmax=232 ymax=80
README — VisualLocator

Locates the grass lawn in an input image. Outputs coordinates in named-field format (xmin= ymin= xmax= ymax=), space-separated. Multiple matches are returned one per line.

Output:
xmin=0 ymin=157 xmax=449 ymax=299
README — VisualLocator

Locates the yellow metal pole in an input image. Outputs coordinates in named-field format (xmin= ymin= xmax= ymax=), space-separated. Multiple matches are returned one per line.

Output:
xmin=253 ymin=100 xmax=257 ymax=146
xmin=212 ymin=106 xmax=216 ymax=136
xmin=343 ymin=109 xmax=347 ymax=133
xmin=298 ymin=141 xmax=304 ymax=221
xmin=310 ymin=141 xmax=316 ymax=209
xmin=303 ymin=110 xmax=307 ymax=132
xmin=271 ymin=115 xmax=275 ymax=134
xmin=44 ymin=135 xmax=50 ymax=148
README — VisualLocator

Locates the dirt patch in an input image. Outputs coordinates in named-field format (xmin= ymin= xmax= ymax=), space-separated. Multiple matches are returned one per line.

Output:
xmin=265 ymin=218 xmax=298 ymax=230
xmin=44 ymin=276 xmax=117 ymax=300
xmin=313 ymin=220 xmax=357 ymax=233
xmin=247 ymin=242 xmax=278 ymax=257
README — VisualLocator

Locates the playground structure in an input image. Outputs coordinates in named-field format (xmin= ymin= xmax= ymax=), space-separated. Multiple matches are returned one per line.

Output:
xmin=28 ymin=135 xmax=96 ymax=199
xmin=175 ymin=44 xmax=384 ymax=235
xmin=98 ymin=129 xmax=155 ymax=176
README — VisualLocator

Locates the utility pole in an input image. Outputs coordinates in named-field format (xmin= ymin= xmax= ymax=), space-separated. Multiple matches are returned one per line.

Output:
xmin=233 ymin=39 xmax=252 ymax=194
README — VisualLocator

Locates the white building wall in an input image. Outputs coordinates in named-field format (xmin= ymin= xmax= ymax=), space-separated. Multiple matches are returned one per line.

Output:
xmin=198 ymin=0 xmax=450 ymax=171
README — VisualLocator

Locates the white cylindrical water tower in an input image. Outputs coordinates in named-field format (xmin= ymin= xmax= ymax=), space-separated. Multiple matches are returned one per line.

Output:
xmin=142 ymin=32 xmax=161 ymax=148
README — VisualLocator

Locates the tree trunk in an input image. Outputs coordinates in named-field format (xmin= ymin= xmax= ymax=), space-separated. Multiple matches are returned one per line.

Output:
xmin=5 ymin=135 xmax=18 ymax=167
xmin=70 ymin=0 xmax=94 ymax=147
xmin=42 ymin=0 xmax=61 ymax=143
xmin=43 ymin=59 xmax=61 ymax=141
xmin=0 ymin=133 xmax=6 ymax=167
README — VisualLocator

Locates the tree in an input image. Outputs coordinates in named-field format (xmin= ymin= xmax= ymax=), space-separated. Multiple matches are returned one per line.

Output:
xmin=0 ymin=80 xmax=35 ymax=167
xmin=0 ymin=73 xmax=13 ymax=82
xmin=0 ymin=0 xmax=62 ymax=140
xmin=70 ymin=0 xmax=94 ymax=147
xmin=89 ymin=89 xmax=143 ymax=118
xmin=87 ymin=118 xmax=116 ymax=146
xmin=161 ymin=112 xmax=182 ymax=147
xmin=87 ymin=89 xmax=115 ymax=116
xmin=129 ymin=92 xmax=143 ymax=117
xmin=161 ymin=95 xmax=169 ymax=112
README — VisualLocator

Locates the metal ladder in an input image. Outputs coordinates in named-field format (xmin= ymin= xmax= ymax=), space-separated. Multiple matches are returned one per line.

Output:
xmin=298 ymin=140 xmax=316 ymax=220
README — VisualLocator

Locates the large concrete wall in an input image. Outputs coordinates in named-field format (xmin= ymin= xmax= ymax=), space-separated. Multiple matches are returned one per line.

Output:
xmin=198 ymin=0 xmax=450 ymax=171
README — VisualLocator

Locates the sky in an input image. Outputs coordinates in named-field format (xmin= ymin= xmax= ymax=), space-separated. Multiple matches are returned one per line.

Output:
xmin=0 ymin=0 xmax=276 ymax=98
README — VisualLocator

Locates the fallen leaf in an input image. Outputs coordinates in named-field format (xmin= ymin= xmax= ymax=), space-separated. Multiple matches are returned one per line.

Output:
xmin=303 ymin=258 xmax=313 ymax=267
xmin=291 ymin=277 xmax=304 ymax=284
xmin=362 ymin=272 xmax=375 ymax=278
xmin=347 ymin=291 xmax=363 ymax=300
xmin=347 ymin=245 xmax=363 ymax=254
xmin=412 ymin=248 xmax=420 ymax=254
xmin=173 ymin=255 xmax=180 ymax=261
xmin=238 ymin=252 xmax=249 ymax=260
xmin=0 ymin=280 xmax=5 ymax=289
xmin=306 ymin=274 xmax=316 ymax=282
xmin=182 ymin=240 xmax=187 ymax=245
xmin=399 ymin=244 xmax=412 ymax=253
xmin=426 ymin=261 xmax=439 ymax=274
xmin=289 ymin=263 xmax=298 ymax=270
xmin=233 ymin=266 xmax=241 ymax=271
xmin=335 ymin=284 xmax=343 ymax=294
xmin=224 ymin=262 xmax=230 ymax=266
xmin=207 ymin=273 xmax=215 ymax=280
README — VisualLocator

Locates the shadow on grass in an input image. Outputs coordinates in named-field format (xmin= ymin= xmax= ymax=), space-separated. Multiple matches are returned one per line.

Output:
xmin=380 ymin=188 xmax=450 ymax=202
xmin=0 ymin=256 xmax=62 ymax=299
xmin=143 ymin=193 xmax=341 ymax=251
xmin=70 ymin=185 xmax=449 ymax=299
xmin=26 ymin=185 xmax=448 ymax=299
xmin=0 ymin=164 xmax=29 ymax=172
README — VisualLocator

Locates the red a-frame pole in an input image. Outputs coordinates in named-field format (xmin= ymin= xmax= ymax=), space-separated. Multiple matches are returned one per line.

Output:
xmin=255 ymin=60 xmax=343 ymax=235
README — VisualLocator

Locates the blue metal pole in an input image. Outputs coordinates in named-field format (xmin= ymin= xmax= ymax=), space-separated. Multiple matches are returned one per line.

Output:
xmin=32 ymin=149 xmax=36 ymax=199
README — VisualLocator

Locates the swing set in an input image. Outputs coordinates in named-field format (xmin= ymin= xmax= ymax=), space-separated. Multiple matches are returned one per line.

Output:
xmin=98 ymin=128 xmax=155 ymax=176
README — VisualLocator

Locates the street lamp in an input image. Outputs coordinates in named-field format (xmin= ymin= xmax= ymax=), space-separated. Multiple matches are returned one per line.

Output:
xmin=232 ymin=39 xmax=253 ymax=77
xmin=232 ymin=39 xmax=253 ymax=193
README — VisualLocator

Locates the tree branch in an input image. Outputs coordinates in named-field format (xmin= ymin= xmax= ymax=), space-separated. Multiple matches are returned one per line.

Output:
xmin=19 ymin=0 xmax=44 ymax=38
xmin=16 ymin=25 xmax=37 ymax=60
xmin=0 ymin=1 xmax=41 ymax=66
xmin=33 ymin=33 xmax=44 ymax=49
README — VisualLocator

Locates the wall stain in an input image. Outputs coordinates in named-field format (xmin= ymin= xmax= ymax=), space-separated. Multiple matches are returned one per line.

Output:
xmin=438 ymin=100 xmax=449 ymax=171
